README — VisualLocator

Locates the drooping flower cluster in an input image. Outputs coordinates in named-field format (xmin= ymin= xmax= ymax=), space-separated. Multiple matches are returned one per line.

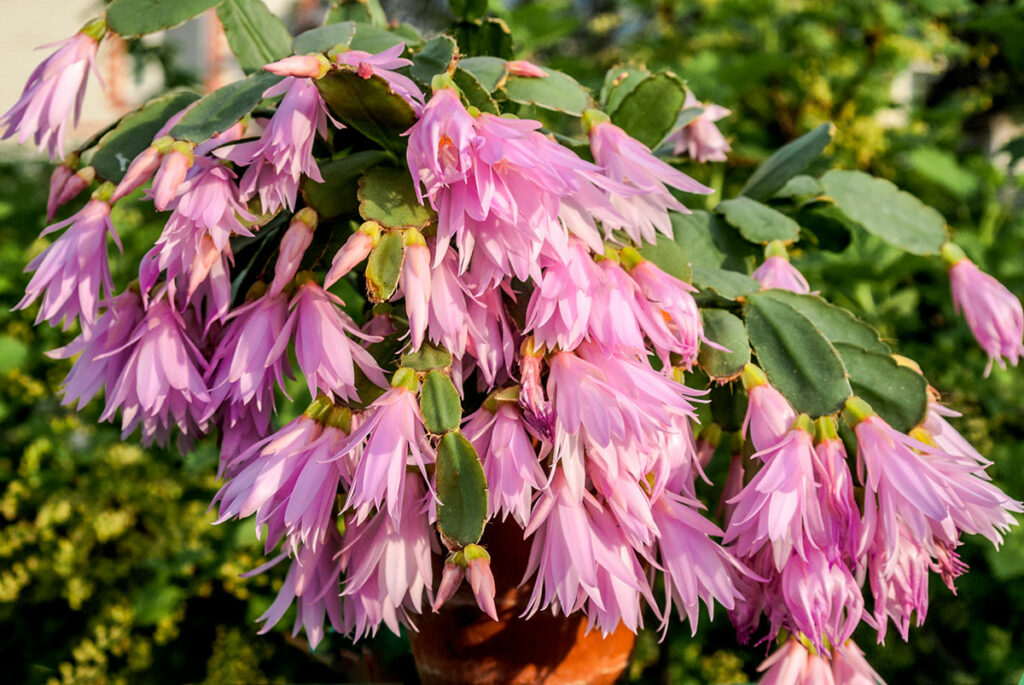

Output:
xmin=8 ymin=18 xmax=1022 ymax=685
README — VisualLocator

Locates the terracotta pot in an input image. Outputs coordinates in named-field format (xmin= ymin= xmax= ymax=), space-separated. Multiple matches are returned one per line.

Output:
xmin=408 ymin=521 xmax=636 ymax=685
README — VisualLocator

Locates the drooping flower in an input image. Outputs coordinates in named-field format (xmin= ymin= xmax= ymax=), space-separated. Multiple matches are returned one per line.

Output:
xmin=431 ymin=544 xmax=499 ymax=621
xmin=48 ymin=288 xmax=145 ymax=409
xmin=813 ymin=417 xmax=861 ymax=564
xmin=228 ymin=75 xmax=338 ymax=213
xmin=667 ymin=90 xmax=732 ymax=163
xmin=525 ymin=240 xmax=602 ymax=351
xmin=741 ymin=364 xmax=797 ymax=451
xmin=47 ymin=164 xmax=94 ymax=221
xmin=945 ymin=244 xmax=1024 ymax=374
xmin=340 ymin=474 xmax=435 ymax=638
xmin=587 ymin=113 xmax=712 ymax=243
xmin=334 ymin=43 xmax=424 ymax=111
xmin=0 ymin=18 xmax=105 ymax=160
xmin=753 ymin=242 xmax=811 ymax=294
xmin=724 ymin=414 xmax=827 ymax=570
xmin=100 ymin=298 xmax=210 ymax=446
xmin=626 ymin=249 xmax=705 ymax=368
xmin=269 ymin=278 xmax=387 ymax=403
xmin=864 ymin=519 xmax=932 ymax=642
xmin=269 ymin=208 xmax=317 ymax=296
xmin=401 ymin=228 xmax=431 ymax=350
xmin=780 ymin=546 xmax=863 ymax=651
xmin=463 ymin=400 xmax=544 ymax=527
xmin=920 ymin=401 xmax=991 ymax=469
xmin=756 ymin=639 xmax=835 ymax=685
xmin=831 ymin=641 xmax=886 ymax=684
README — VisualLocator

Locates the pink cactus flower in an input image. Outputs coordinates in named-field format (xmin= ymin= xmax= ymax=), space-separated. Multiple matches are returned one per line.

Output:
xmin=628 ymin=254 xmax=704 ymax=368
xmin=921 ymin=401 xmax=991 ymax=469
xmin=334 ymin=43 xmax=424 ymax=111
xmin=668 ymin=90 xmax=732 ymax=163
xmin=756 ymin=639 xmax=835 ymax=685
xmin=865 ymin=519 xmax=932 ymax=642
xmin=254 ymin=526 xmax=344 ymax=649
xmin=228 ymin=76 xmax=339 ymax=213
xmin=269 ymin=280 xmax=387 ymax=403
xmin=588 ymin=117 xmax=712 ymax=243
xmin=724 ymin=415 xmax=827 ymax=570
xmin=16 ymin=196 xmax=120 ymax=332
xmin=742 ymin=364 xmax=797 ymax=451
xmin=151 ymin=143 xmax=195 ymax=211
xmin=813 ymin=419 xmax=862 ymax=564
xmin=506 ymin=60 xmax=548 ymax=78
xmin=780 ymin=546 xmax=863 ymax=651
xmin=518 ymin=341 xmax=555 ymax=440
xmin=464 ymin=402 xmax=544 ymax=527
xmin=753 ymin=255 xmax=811 ymax=294
xmin=335 ymin=378 xmax=435 ymax=524
xmin=432 ymin=559 xmax=465 ymax=612
xmin=48 ymin=288 xmax=145 ymax=410
xmin=831 ymin=641 xmax=886 ymax=684
xmin=946 ymin=250 xmax=1024 ymax=374
xmin=340 ymin=475 xmax=436 ymax=638
xmin=47 ymin=165 xmax=94 ymax=221
xmin=0 ymin=20 xmax=104 ymax=160
xmin=100 ymin=298 xmax=210 ymax=446
xmin=269 ymin=209 xmax=317 ymax=296
xmin=433 ymin=544 xmax=500 ymax=621
xmin=112 ymin=142 xmax=165 ymax=203
xmin=526 ymin=241 xmax=602 ymax=351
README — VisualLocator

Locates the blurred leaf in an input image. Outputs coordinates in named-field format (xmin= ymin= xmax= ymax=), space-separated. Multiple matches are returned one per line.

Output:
xmin=450 ymin=0 xmax=488 ymax=21
xmin=217 ymin=0 xmax=292 ymax=74
xmin=0 ymin=337 xmax=28 ymax=372
xmin=358 ymin=167 xmax=435 ymax=229
xmin=316 ymin=69 xmax=418 ymax=157
xmin=744 ymin=292 xmax=852 ymax=416
xmin=106 ymin=0 xmax=220 ymax=36
xmin=716 ymin=197 xmax=801 ymax=244
xmin=671 ymin=211 xmax=726 ymax=268
xmin=348 ymin=23 xmax=407 ymax=53
xmin=88 ymin=90 xmax=200 ymax=182
xmin=692 ymin=266 xmax=759 ymax=300
xmin=411 ymin=35 xmax=457 ymax=85
xmin=364 ymin=230 xmax=404 ymax=302
xmin=326 ymin=0 xmax=387 ymax=26
xmin=600 ymin=63 xmax=651 ymax=114
xmin=171 ymin=71 xmax=282 ymax=143
xmin=906 ymin=147 xmax=979 ymax=200
xmin=401 ymin=343 xmax=454 ymax=371
xmin=609 ymin=71 xmax=686 ymax=149
xmin=301 ymin=150 xmax=389 ymax=219
xmin=292 ymin=22 xmax=356 ymax=54
xmin=420 ymin=370 xmax=462 ymax=434
xmin=502 ymin=69 xmax=592 ymax=117
xmin=457 ymin=56 xmax=507 ymax=91
xmin=835 ymin=343 xmax=927 ymax=432
xmin=453 ymin=67 xmax=500 ymax=113
xmin=436 ymin=431 xmax=488 ymax=547
xmin=794 ymin=204 xmax=853 ymax=252
xmin=822 ymin=170 xmax=948 ymax=255
xmin=699 ymin=310 xmax=750 ymax=382
xmin=452 ymin=18 xmax=513 ymax=59
xmin=773 ymin=174 xmax=823 ymax=201
xmin=133 ymin=583 xmax=185 ymax=626
xmin=741 ymin=123 xmax=834 ymax=201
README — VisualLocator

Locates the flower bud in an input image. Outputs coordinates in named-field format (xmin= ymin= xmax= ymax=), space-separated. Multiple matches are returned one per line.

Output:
xmin=152 ymin=142 xmax=194 ymax=211
xmin=111 ymin=145 xmax=163 ymax=203
xmin=269 ymin=208 xmax=318 ymax=296
xmin=56 ymin=166 xmax=95 ymax=208
xmin=464 ymin=544 xmax=498 ymax=621
xmin=264 ymin=53 xmax=331 ymax=79
xmin=506 ymin=60 xmax=547 ymax=78
xmin=324 ymin=221 xmax=381 ymax=288
xmin=46 ymin=162 xmax=75 ymax=221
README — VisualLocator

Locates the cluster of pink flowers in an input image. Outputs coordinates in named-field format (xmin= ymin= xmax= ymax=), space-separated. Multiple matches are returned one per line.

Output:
xmin=8 ymin=21 xmax=1024 ymax=684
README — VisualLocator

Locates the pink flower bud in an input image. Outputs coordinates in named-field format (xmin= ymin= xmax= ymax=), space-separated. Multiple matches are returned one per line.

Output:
xmin=152 ymin=144 xmax=194 ymax=211
xmin=264 ymin=54 xmax=329 ymax=79
xmin=465 ymin=546 xmax=498 ymax=621
xmin=506 ymin=60 xmax=548 ymax=78
xmin=55 ymin=166 xmax=95 ymax=208
xmin=947 ymin=250 xmax=1024 ymax=374
xmin=46 ymin=162 xmax=75 ymax=221
xmin=269 ymin=208 xmax=317 ymax=296
xmin=324 ymin=222 xmax=380 ymax=288
xmin=187 ymin=234 xmax=223 ymax=298
xmin=401 ymin=230 xmax=431 ymax=350
xmin=112 ymin=144 xmax=163 ymax=203
xmin=752 ymin=255 xmax=810 ymax=294
xmin=432 ymin=560 xmax=466 ymax=612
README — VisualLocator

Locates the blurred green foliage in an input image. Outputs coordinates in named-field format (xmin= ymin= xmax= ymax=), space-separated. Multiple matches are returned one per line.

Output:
xmin=2 ymin=0 xmax=1024 ymax=682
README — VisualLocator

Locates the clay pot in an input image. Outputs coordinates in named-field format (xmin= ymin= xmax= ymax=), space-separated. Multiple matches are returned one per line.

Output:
xmin=408 ymin=521 xmax=636 ymax=685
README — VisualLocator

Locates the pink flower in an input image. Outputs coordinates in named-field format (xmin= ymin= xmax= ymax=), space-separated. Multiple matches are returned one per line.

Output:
xmin=653 ymin=491 xmax=749 ymax=634
xmin=0 ymin=21 xmax=104 ymax=160
xmin=334 ymin=380 xmax=435 ymax=524
xmin=340 ymin=475 xmax=435 ymax=638
xmin=269 ymin=280 xmax=386 ymax=403
xmin=813 ymin=419 xmax=861 ymax=564
xmin=433 ymin=544 xmax=499 ymax=621
xmin=588 ymin=118 xmax=712 ymax=243
xmin=48 ymin=288 xmax=145 ymax=410
xmin=518 ymin=341 xmax=554 ymax=440
xmin=228 ymin=76 xmax=338 ymax=213
xmin=48 ymin=165 xmax=94 ymax=221
xmin=269 ymin=208 xmax=317 ymax=296
xmin=920 ymin=401 xmax=991 ymax=469
xmin=463 ymin=402 xmax=544 ymax=527
xmin=724 ymin=415 xmax=827 ymax=570
xmin=668 ymin=91 xmax=732 ymax=163
xmin=432 ymin=560 xmax=465 ymax=612
xmin=334 ymin=44 xmax=424 ymax=111
xmin=831 ymin=641 xmax=886 ymax=684
xmin=152 ymin=143 xmax=195 ymax=211
xmin=506 ymin=60 xmax=548 ymax=78
xmin=865 ymin=519 xmax=932 ymax=642
xmin=100 ymin=298 xmax=210 ymax=446
xmin=742 ymin=364 xmax=797 ymax=451
xmin=112 ymin=144 xmax=164 ymax=204
xmin=16 ymin=197 xmax=120 ymax=332
xmin=756 ymin=639 xmax=835 ymax=685
xmin=525 ymin=241 xmax=601 ymax=351
xmin=254 ymin=526 xmax=344 ymax=649
xmin=780 ymin=547 xmax=863 ymax=651
xmin=753 ymin=256 xmax=811 ymax=294
xmin=629 ymin=254 xmax=704 ymax=368
xmin=401 ymin=230 xmax=431 ymax=350
xmin=947 ymin=252 xmax=1024 ymax=374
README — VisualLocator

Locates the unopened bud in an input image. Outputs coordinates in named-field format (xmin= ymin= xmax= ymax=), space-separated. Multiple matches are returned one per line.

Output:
xmin=324 ymin=222 xmax=381 ymax=288
xmin=56 ymin=166 xmax=95 ymax=207
xmin=264 ymin=53 xmax=331 ymax=79
xmin=112 ymin=145 xmax=163 ymax=203
xmin=269 ymin=209 xmax=318 ymax=296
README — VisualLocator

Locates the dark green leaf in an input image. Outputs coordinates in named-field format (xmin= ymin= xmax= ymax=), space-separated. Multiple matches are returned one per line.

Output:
xmin=670 ymin=211 xmax=725 ymax=268
xmin=450 ymin=0 xmax=489 ymax=20
xmin=452 ymin=18 xmax=513 ymax=59
xmin=217 ymin=0 xmax=292 ymax=74
xmin=609 ymin=71 xmax=686 ymax=149
xmin=743 ymin=292 xmax=852 ymax=416
xmin=691 ymin=266 xmax=759 ymax=300
xmin=292 ymin=22 xmax=356 ymax=54
xmin=453 ymin=67 xmax=500 ymax=114
xmin=760 ymin=290 xmax=889 ymax=354
xmin=348 ymin=23 xmax=407 ymax=53
xmin=364 ymin=230 xmax=404 ymax=302
xmin=600 ymin=63 xmax=650 ymax=114
xmin=171 ymin=71 xmax=281 ymax=143
xmin=316 ymin=69 xmax=418 ymax=157
xmin=716 ymin=197 xmax=801 ymax=244
xmin=502 ymin=69 xmax=592 ymax=117
xmin=411 ymin=35 xmax=457 ymax=85
xmin=326 ymin=0 xmax=387 ymax=26
xmin=699 ymin=310 xmax=750 ymax=381
xmin=420 ymin=370 xmax=463 ymax=434
xmin=638 ymin=234 xmax=691 ymax=282
xmin=358 ymin=167 xmax=435 ymax=229
xmin=436 ymin=431 xmax=488 ymax=547
xmin=821 ymin=170 xmax=948 ymax=255
xmin=457 ymin=56 xmax=506 ymax=91
xmin=793 ymin=204 xmax=853 ymax=252
xmin=709 ymin=382 xmax=748 ymax=432
xmin=741 ymin=122 xmax=834 ymax=201
xmin=401 ymin=343 xmax=454 ymax=371
xmin=106 ymin=0 xmax=221 ymax=36
xmin=835 ymin=343 xmax=928 ymax=433
xmin=301 ymin=150 xmax=389 ymax=219
xmin=773 ymin=174 xmax=823 ymax=201
xmin=88 ymin=90 xmax=200 ymax=182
